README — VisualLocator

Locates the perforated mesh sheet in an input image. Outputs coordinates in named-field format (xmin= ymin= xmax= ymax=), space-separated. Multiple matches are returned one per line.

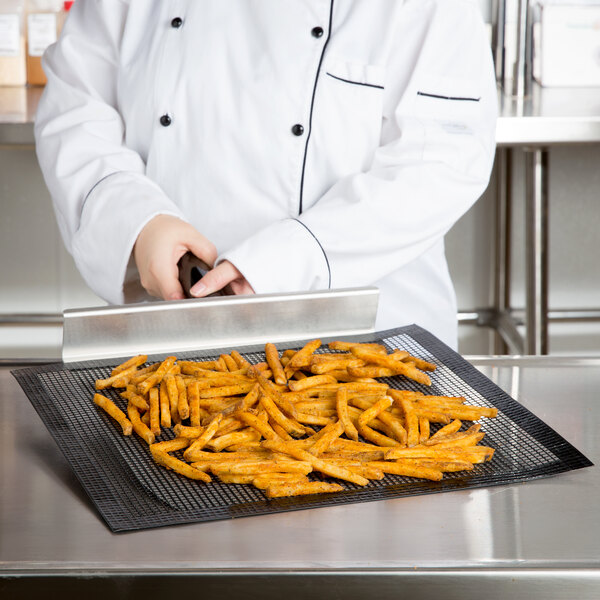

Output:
xmin=12 ymin=325 xmax=593 ymax=532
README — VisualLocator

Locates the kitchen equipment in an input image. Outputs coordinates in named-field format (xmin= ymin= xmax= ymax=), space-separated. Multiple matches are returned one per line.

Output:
xmin=533 ymin=1 xmax=600 ymax=87
xmin=60 ymin=287 xmax=380 ymax=363
xmin=12 ymin=322 xmax=593 ymax=532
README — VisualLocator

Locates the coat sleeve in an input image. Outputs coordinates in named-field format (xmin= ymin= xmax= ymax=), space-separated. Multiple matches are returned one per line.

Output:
xmin=218 ymin=1 xmax=498 ymax=294
xmin=34 ymin=0 xmax=185 ymax=304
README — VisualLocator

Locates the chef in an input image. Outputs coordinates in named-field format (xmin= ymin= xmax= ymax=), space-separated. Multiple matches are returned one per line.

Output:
xmin=34 ymin=0 xmax=497 ymax=349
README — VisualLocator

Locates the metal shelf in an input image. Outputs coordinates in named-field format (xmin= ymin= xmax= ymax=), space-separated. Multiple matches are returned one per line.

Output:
xmin=4 ymin=84 xmax=600 ymax=147
xmin=0 ymin=86 xmax=42 ymax=144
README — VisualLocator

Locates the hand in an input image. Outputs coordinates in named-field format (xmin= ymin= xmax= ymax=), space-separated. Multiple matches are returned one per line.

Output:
xmin=190 ymin=260 xmax=255 ymax=297
xmin=133 ymin=214 xmax=217 ymax=300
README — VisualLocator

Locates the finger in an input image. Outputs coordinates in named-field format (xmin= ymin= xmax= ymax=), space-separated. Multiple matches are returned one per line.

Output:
xmin=149 ymin=254 xmax=186 ymax=301
xmin=190 ymin=261 xmax=238 ymax=297
xmin=185 ymin=233 xmax=218 ymax=267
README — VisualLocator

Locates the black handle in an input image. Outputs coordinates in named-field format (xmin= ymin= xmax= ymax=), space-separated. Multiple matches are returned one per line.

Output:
xmin=177 ymin=252 xmax=225 ymax=298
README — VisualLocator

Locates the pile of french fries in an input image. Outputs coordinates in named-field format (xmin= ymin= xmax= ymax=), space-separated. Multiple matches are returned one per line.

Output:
xmin=92 ymin=340 xmax=497 ymax=498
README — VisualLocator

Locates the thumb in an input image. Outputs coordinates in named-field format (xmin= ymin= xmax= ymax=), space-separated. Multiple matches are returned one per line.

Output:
xmin=190 ymin=261 xmax=237 ymax=297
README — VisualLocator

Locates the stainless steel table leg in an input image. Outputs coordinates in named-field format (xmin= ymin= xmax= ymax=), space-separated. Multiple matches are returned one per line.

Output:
xmin=525 ymin=148 xmax=549 ymax=355
xmin=494 ymin=147 xmax=513 ymax=354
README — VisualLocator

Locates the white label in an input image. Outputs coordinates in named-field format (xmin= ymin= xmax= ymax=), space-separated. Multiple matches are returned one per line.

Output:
xmin=0 ymin=14 xmax=20 ymax=57
xmin=27 ymin=13 xmax=57 ymax=57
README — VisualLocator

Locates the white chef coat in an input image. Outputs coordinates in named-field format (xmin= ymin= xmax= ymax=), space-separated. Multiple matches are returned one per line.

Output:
xmin=34 ymin=0 xmax=497 ymax=349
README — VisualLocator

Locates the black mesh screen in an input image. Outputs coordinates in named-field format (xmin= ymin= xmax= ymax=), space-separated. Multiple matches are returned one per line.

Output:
xmin=12 ymin=325 xmax=593 ymax=532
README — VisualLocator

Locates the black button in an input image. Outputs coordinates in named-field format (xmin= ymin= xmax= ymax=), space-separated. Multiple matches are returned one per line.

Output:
xmin=291 ymin=124 xmax=304 ymax=136
xmin=160 ymin=114 xmax=172 ymax=127
xmin=171 ymin=17 xmax=183 ymax=28
xmin=311 ymin=26 xmax=324 ymax=38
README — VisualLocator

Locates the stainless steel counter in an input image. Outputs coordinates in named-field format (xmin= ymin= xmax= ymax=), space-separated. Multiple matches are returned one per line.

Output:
xmin=495 ymin=85 xmax=600 ymax=147
xmin=0 ymin=86 xmax=41 ymax=145
xmin=1 ymin=356 xmax=598 ymax=599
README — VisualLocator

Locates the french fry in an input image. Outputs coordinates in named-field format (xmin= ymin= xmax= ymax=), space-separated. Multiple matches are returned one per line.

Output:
xmin=262 ymin=440 xmax=369 ymax=486
xmin=95 ymin=365 xmax=139 ymax=390
xmin=309 ymin=420 xmax=345 ymax=456
xmin=178 ymin=359 xmax=221 ymax=374
xmin=288 ymin=374 xmax=338 ymax=392
xmin=265 ymin=481 xmax=344 ymax=498
xmin=237 ymin=410 xmax=281 ymax=441
xmin=284 ymin=339 xmax=322 ymax=377
xmin=127 ymin=402 xmax=155 ymax=445
xmin=310 ymin=357 xmax=363 ymax=375
xmin=265 ymin=343 xmax=287 ymax=385
xmin=129 ymin=362 xmax=160 ymax=384
xmin=367 ymin=461 xmax=443 ymax=481
xmin=173 ymin=423 xmax=203 ymax=439
xmin=159 ymin=379 xmax=171 ymax=428
xmin=270 ymin=421 xmax=294 ymax=441
xmin=151 ymin=450 xmax=211 ymax=482
xmin=295 ymin=412 xmax=335 ymax=426
xmin=176 ymin=375 xmax=189 ymax=420
xmin=150 ymin=437 xmax=190 ymax=453
xmin=187 ymin=380 xmax=201 ymax=427
xmin=198 ymin=382 xmax=256 ymax=399
xmin=149 ymin=386 xmax=160 ymax=435
xmin=429 ymin=419 xmax=462 ymax=440
xmin=252 ymin=473 xmax=308 ymax=489
xmin=350 ymin=396 xmax=407 ymax=445
xmin=183 ymin=413 xmax=223 ymax=460
xmin=335 ymin=386 xmax=359 ymax=442
xmin=119 ymin=389 xmax=149 ymax=412
xmin=358 ymin=423 xmax=401 ymax=448
xmin=403 ymin=459 xmax=475 ymax=472
xmin=251 ymin=371 xmax=298 ymax=418
xmin=350 ymin=347 xmax=432 ymax=386
xmin=328 ymin=341 xmax=387 ymax=354
xmin=230 ymin=350 xmax=251 ymax=370
xmin=420 ymin=405 xmax=498 ymax=420
xmin=164 ymin=373 xmax=180 ymax=424
xmin=397 ymin=398 xmax=420 ymax=447
xmin=259 ymin=392 xmax=305 ymax=438
xmin=217 ymin=474 xmax=257 ymax=484
xmin=238 ymin=383 xmax=261 ymax=412
xmin=357 ymin=396 xmax=394 ymax=430
xmin=424 ymin=431 xmax=485 ymax=448
xmin=410 ymin=408 xmax=452 ymax=424
xmin=189 ymin=449 xmax=273 ymax=463
xmin=209 ymin=460 xmax=313 ymax=476
xmin=93 ymin=393 xmax=133 ymax=435
xmin=419 ymin=417 xmax=430 ymax=444
xmin=347 ymin=366 xmax=395 ymax=379
xmin=207 ymin=428 xmax=262 ymax=452
xmin=137 ymin=356 xmax=176 ymax=395
xmin=384 ymin=446 xmax=494 ymax=462
xmin=110 ymin=354 xmax=148 ymax=377
xmin=403 ymin=355 xmax=437 ymax=372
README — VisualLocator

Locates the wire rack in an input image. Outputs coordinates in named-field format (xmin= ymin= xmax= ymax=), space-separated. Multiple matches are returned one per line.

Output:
xmin=12 ymin=325 xmax=593 ymax=532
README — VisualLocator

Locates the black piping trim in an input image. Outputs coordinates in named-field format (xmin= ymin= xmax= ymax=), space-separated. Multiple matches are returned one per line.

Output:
xmin=298 ymin=0 xmax=334 ymax=215
xmin=82 ymin=171 xmax=120 ymax=207
xmin=293 ymin=219 xmax=331 ymax=289
xmin=326 ymin=72 xmax=384 ymax=90
xmin=417 ymin=91 xmax=480 ymax=102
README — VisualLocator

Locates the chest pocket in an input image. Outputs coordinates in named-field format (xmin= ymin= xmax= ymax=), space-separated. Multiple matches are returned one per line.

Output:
xmin=309 ymin=58 xmax=386 ymax=193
